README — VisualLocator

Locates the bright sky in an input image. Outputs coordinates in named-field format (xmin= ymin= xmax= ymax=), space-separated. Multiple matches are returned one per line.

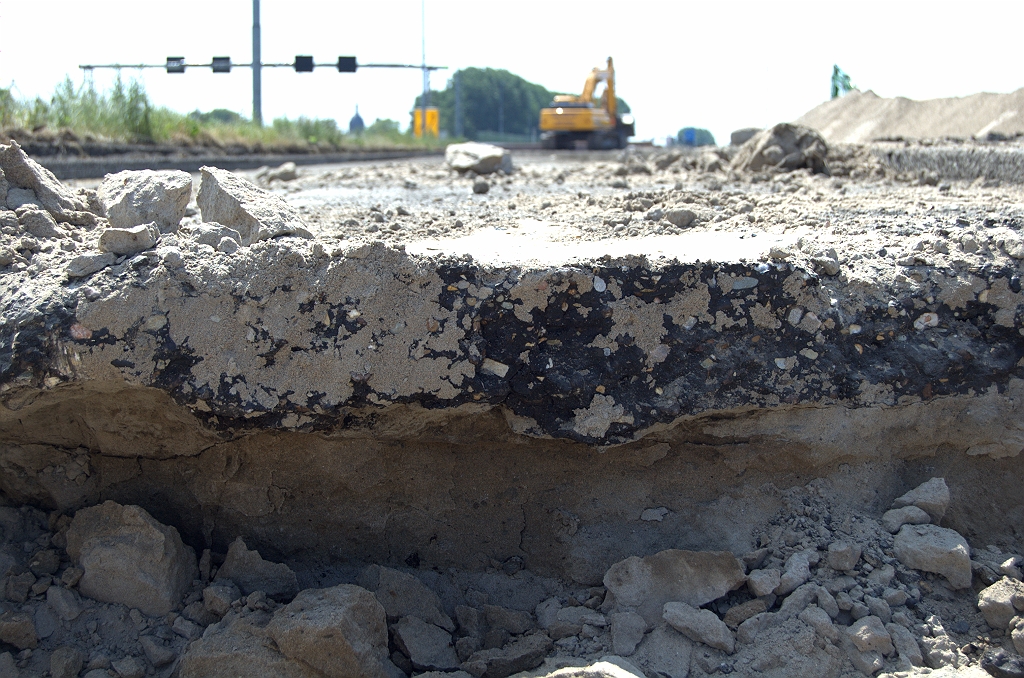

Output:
xmin=1 ymin=0 xmax=1022 ymax=145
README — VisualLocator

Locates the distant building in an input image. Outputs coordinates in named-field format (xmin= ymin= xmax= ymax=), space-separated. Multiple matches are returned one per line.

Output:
xmin=349 ymin=106 xmax=365 ymax=135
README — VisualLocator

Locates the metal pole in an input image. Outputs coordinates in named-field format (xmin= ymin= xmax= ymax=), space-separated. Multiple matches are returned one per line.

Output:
xmin=252 ymin=0 xmax=262 ymax=125
xmin=420 ymin=0 xmax=428 ymax=137
xmin=454 ymin=71 xmax=463 ymax=138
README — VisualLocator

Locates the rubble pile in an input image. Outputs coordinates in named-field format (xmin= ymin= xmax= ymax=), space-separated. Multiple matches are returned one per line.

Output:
xmin=0 ymin=137 xmax=1022 ymax=677
xmin=1 ymin=478 xmax=1022 ymax=677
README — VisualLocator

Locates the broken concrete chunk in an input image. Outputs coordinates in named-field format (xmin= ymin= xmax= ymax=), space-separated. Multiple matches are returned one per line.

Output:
xmin=179 ymin=616 xmax=317 ymax=677
xmin=197 ymin=166 xmax=312 ymax=245
xmin=893 ymin=524 xmax=972 ymax=590
xmin=50 ymin=645 xmax=85 ymax=678
xmin=391 ymin=615 xmax=460 ymax=672
xmin=140 ymin=635 xmax=177 ymax=667
xmin=445 ymin=142 xmax=513 ymax=175
xmin=730 ymin=123 xmax=829 ymax=175
xmin=46 ymin=585 xmax=82 ymax=621
xmin=359 ymin=564 xmax=455 ymax=631
xmin=16 ymin=207 xmax=65 ymax=239
xmin=747 ymin=568 xmax=781 ymax=597
xmin=886 ymin=622 xmax=924 ymax=668
xmin=266 ymin=584 xmax=389 ymax=678
xmin=203 ymin=581 xmax=241 ymax=617
xmin=65 ymin=500 xmax=198 ymax=616
xmin=463 ymin=632 xmax=552 ymax=678
xmin=799 ymin=604 xmax=839 ymax=642
xmin=214 ymin=536 xmax=298 ymax=602
xmin=631 ymin=624 xmax=694 ymax=678
xmin=662 ymin=601 xmax=735 ymax=654
xmin=775 ymin=550 xmax=813 ymax=595
xmin=603 ymin=549 xmax=746 ymax=626
xmin=827 ymin=541 xmax=862 ymax=571
xmin=66 ymin=252 xmax=116 ymax=278
xmin=664 ymin=208 xmax=696 ymax=228
xmin=882 ymin=505 xmax=931 ymax=533
xmin=0 ymin=611 xmax=38 ymax=649
xmin=484 ymin=604 xmax=536 ymax=635
xmin=723 ymin=597 xmax=769 ymax=629
xmin=99 ymin=169 xmax=192 ymax=233
xmin=98 ymin=223 xmax=159 ymax=255
xmin=183 ymin=222 xmax=243 ymax=250
xmin=0 ymin=141 xmax=91 ymax=220
xmin=609 ymin=610 xmax=646 ymax=656
xmin=265 ymin=161 xmax=299 ymax=182
xmin=977 ymin=577 xmax=1024 ymax=630
xmin=893 ymin=477 xmax=951 ymax=524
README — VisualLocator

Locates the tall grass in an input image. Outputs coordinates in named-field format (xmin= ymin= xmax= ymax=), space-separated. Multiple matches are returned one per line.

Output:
xmin=0 ymin=76 xmax=445 ymax=150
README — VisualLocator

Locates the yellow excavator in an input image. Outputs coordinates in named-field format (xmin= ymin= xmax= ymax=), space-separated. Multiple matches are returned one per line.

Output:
xmin=539 ymin=57 xmax=635 ymax=150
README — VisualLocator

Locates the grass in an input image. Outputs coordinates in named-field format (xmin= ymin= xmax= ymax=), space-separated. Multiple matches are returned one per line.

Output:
xmin=0 ymin=76 xmax=447 ymax=151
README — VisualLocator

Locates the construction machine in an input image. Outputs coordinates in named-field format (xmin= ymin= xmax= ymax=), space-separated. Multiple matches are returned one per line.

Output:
xmin=539 ymin=57 xmax=634 ymax=150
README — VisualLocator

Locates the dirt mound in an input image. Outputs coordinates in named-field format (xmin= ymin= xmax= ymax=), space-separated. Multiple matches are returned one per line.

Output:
xmin=796 ymin=88 xmax=1024 ymax=143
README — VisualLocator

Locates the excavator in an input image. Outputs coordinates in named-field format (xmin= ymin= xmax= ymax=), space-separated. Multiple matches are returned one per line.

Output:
xmin=539 ymin=57 xmax=635 ymax=150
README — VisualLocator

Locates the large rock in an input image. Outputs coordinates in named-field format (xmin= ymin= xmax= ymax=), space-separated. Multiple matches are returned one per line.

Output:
xmin=65 ymin=501 xmax=197 ymax=616
xmin=603 ymin=549 xmax=746 ymax=625
xmin=0 ymin=611 xmax=37 ymax=649
xmin=893 ymin=524 xmax=972 ymax=589
xmin=266 ymin=584 xmax=389 ymax=678
xmin=730 ymin=128 xmax=761 ymax=146
xmin=359 ymin=565 xmax=455 ymax=631
xmin=197 ymin=166 xmax=312 ymax=245
xmin=977 ymin=577 xmax=1024 ymax=630
xmin=180 ymin=615 xmax=318 ymax=678
xmin=391 ymin=615 xmax=459 ymax=671
xmin=893 ymin=477 xmax=951 ymax=524
xmin=729 ymin=123 xmax=829 ymax=175
xmin=214 ymin=536 xmax=298 ymax=601
xmin=0 ymin=141 xmax=94 ymax=224
xmin=445 ymin=143 xmax=513 ymax=175
xmin=99 ymin=169 xmax=192 ymax=233
xmin=17 ymin=207 xmax=66 ymax=239
xmin=662 ymin=601 xmax=735 ymax=653
xmin=846 ymin=615 xmax=894 ymax=655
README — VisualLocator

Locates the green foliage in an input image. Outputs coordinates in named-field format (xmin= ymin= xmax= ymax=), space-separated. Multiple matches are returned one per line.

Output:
xmin=0 ymin=77 xmax=445 ymax=150
xmin=677 ymin=127 xmax=716 ymax=147
xmin=417 ymin=68 xmax=553 ymax=140
xmin=189 ymin=109 xmax=244 ymax=125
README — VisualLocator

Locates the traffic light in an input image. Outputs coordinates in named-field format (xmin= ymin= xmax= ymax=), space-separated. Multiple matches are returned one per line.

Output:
xmin=166 ymin=57 xmax=186 ymax=74
xmin=337 ymin=56 xmax=357 ymax=73
xmin=294 ymin=56 xmax=314 ymax=72
xmin=212 ymin=57 xmax=231 ymax=73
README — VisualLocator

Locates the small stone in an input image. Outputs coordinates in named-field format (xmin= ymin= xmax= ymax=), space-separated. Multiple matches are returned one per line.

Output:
xmin=5 ymin=572 xmax=35 ymax=603
xmin=799 ymin=604 xmax=839 ymax=641
xmin=50 ymin=645 xmax=84 ymax=678
xmin=775 ymin=551 xmax=812 ymax=595
xmin=882 ymin=506 xmax=931 ymax=533
xmin=640 ymin=507 xmax=669 ymax=522
xmin=111 ymin=655 xmax=145 ymax=678
xmin=886 ymin=622 xmax=924 ymax=667
xmin=204 ymin=582 xmax=241 ymax=618
xmin=893 ymin=477 xmax=951 ymax=524
xmin=359 ymin=565 xmax=454 ymax=631
xmin=665 ymin=208 xmax=696 ymax=228
xmin=828 ymin=541 xmax=862 ymax=571
xmin=60 ymin=567 xmax=83 ymax=588
xmin=663 ymin=601 xmax=734 ymax=654
xmin=978 ymin=577 xmax=1024 ymax=630
xmin=214 ymin=536 xmax=298 ymax=602
xmin=610 ymin=610 xmax=646 ymax=656
xmin=0 ymin=611 xmax=37 ymax=650
xmin=747 ymin=568 xmax=781 ymax=597
xmin=982 ymin=648 xmax=1024 ymax=678
xmin=67 ymin=252 xmax=117 ymax=278
xmin=47 ymin=586 xmax=82 ymax=621
xmin=28 ymin=549 xmax=60 ymax=576
xmin=140 ymin=635 xmax=176 ymax=667
xmin=392 ymin=615 xmax=460 ymax=671
xmin=172 ymin=615 xmax=203 ymax=640
xmin=846 ymin=615 xmax=894 ymax=655
xmin=98 ymin=223 xmax=158 ymax=255
xmin=723 ymin=598 xmax=768 ymax=629
xmin=484 ymin=604 xmax=535 ymax=635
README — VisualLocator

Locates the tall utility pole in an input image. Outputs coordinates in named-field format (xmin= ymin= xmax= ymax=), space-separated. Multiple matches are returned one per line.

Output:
xmin=420 ymin=0 xmax=429 ymax=136
xmin=252 ymin=0 xmax=262 ymax=125
xmin=454 ymin=71 xmax=463 ymax=138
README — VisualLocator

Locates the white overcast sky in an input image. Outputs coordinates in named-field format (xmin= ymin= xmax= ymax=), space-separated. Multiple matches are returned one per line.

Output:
xmin=1 ymin=0 xmax=1022 ymax=145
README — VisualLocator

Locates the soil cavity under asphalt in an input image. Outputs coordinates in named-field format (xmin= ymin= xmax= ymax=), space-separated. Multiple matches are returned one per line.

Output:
xmin=0 ymin=132 xmax=1022 ymax=678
